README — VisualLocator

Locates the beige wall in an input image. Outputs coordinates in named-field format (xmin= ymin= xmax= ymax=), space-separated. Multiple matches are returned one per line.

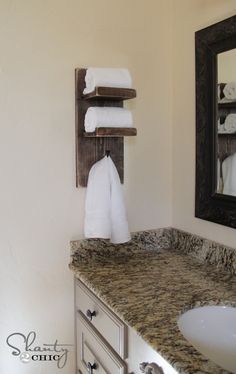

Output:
xmin=0 ymin=1 xmax=172 ymax=373
xmin=218 ymin=49 xmax=236 ymax=82
xmin=172 ymin=0 xmax=236 ymax=248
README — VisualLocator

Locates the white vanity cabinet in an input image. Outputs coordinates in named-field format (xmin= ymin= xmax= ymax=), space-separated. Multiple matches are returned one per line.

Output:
xmin=75 ymin=278 xmax=177 ymax=374
xmin=75 ymin=280 xmax=126 ymax=359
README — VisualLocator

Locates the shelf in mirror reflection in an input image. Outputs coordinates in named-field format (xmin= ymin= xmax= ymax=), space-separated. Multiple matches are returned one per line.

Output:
xmin=218 ymin=133 xmax=236 ymax=136
xmin=218 ymin=102 xmax=236 ymax=109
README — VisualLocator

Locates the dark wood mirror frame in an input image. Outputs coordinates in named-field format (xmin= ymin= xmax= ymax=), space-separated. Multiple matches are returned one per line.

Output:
xmin=195 ymin=15 xmax=236 ymax=228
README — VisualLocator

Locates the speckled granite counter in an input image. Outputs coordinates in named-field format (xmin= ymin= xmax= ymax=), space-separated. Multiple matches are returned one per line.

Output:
xmin=69 ymin=228 xmax=236 ymax=374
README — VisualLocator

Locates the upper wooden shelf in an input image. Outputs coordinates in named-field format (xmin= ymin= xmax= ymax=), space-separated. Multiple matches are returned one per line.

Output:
xmin=218 ymin=102 xmax=236 ymax=109
xmin=84 ymin=127 xmax=137 ymax=137
xmin=83 ymin=87 xmax=137 ymax=101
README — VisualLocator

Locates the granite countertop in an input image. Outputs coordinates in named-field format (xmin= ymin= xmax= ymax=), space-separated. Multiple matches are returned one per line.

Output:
xmin=69 ymin=228 xmax=236 ymax=374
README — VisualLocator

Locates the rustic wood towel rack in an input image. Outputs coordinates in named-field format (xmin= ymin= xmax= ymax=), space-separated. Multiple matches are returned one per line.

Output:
xmin=75 ymin=68 xmax=137 ymax=187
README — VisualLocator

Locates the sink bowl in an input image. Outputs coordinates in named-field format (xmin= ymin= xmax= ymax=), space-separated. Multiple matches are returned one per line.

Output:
xmin=178 ymin=305 xmax=236 ymax=373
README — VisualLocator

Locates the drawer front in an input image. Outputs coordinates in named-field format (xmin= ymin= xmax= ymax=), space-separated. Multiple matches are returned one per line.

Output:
xmin=77 ymin=311 xmax=127 ymax=374
xmin=75 ymin=279 xmax=126 ymax=358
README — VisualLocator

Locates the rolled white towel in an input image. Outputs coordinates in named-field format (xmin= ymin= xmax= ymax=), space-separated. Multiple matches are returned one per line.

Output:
xmin=217 ymin=118 xmax=225 ymax=133
xmin=224 ymin=113 xmax=236 ymax=133
xmin=83 ymin=67 xmax=132 ymax=94
xmin=218 ymin=84 xmax=221 ymax=101
xmin=223 ymin=81 xmax=236 ymax=101
xmin=218 ymin=83 xmax=226 ymax=101
xmin=84 ymin=107 xmax=133 ymax=133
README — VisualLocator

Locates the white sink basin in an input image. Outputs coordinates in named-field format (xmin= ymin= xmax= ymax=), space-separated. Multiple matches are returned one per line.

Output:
xmin=178 ymin=305 xmax=236 ymax=373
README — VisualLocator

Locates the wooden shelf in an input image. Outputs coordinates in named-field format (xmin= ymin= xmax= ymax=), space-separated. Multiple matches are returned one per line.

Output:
xmin=83 ymin=87 xmax=136 ymax=101
xmin=218 ymin=102 xmax=236 ymax=109
xmin=218 ymin=132 xmax=236 ymax=137
xmin=84 ymin=127 xmax=137 ymax=137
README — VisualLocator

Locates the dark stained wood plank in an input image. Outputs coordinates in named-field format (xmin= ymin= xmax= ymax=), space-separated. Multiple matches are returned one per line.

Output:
xmin=218 ymin=133 xmax=236 ymax=137
xmin=218 ymin=102 xmax=236 ymax=110
xmin=83 ymin=87 xmax=136 ymax=101
xmin=83 ymin=127 xmax=137 ymax=137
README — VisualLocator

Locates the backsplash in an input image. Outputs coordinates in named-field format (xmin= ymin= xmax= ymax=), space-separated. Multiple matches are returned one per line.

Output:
xmin=71 ymin=227 xmax=236 ymax=275
xmin=171 ymin=228 xmax=236 ymax=275
xmin=70 ymin=228 xmax=172 ymax=262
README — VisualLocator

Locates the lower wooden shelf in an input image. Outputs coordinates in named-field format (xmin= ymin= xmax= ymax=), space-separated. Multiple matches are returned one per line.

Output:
xmin=218 ymin=132 xmax=236 ymax=137
xmin=218 ymin=102 xmax=236 ymax=109
xmin=84 ymin=127 xmax=137 ymax=137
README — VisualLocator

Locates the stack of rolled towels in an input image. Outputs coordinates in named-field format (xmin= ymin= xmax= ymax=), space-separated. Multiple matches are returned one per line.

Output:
xmin=218 ymin=113 xmax=236 ymax=134
xmin=83 ymin=68 xmax=133 ymax=133
xmin=218 ymin=81 xmax=236 ymax=103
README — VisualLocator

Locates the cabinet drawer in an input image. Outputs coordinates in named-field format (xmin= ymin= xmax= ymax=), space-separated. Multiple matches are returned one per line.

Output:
xmin=75 ymin=279 xmax=126 ymax=358
xmin=77 ymin=311 xmax=127 ymax=374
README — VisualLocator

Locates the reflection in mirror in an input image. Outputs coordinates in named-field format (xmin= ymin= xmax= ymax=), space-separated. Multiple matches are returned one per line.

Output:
xmin=217 ymin=49 xmax=236 ymax=196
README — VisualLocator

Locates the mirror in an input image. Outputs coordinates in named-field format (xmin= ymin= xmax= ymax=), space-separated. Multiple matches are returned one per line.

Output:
xmin=217 ymin=49 xmax=236 ymax=196
xmin=195 ymin=15 xmax=236 ymax=228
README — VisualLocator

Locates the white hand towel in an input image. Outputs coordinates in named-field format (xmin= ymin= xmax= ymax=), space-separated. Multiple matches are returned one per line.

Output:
xmin=84 ymin=156 xmax=131 ymax=244
xmin=224 ymin=113 xmax=236 ymax=133
xmin=83 ymin=67 xmax=132 ymax=95
xmin=108 ymin=157 xmax=131 ymax=244
xmin=217 ymin=158 xmax=223 ymax=193
xmin=84 ymin=156 xmax=111 ymax=239
xmin=223 ymin=81 xmax=236 ymax=101
xmin=84 ymin=107 xmax=133 ymax=133
xmin=222 ymin=153 xmax=236 ymax=196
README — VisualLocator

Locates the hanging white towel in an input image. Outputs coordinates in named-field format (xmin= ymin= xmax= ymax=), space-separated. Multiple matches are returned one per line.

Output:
xmin=83 ymin=67 xmax=132 ymax=95
xmin=84 ymin=156 xmax=111 ymax=239
xmin=84 ymin=107 xmax=133 ymax=133
xmin=217 ymin=158 xmax=223 ymax=193
xmin=84 ymin=156 xmax=131 ymax=244
xmin=222 ymin=153 xmax=236 ymax=196
xmin=108 ymin=157 xmax=131 ymax=244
